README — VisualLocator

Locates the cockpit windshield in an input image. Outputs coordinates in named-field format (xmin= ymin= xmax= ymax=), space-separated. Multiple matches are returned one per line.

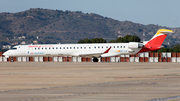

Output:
xmin=12 ymin=47 xmax=17 ymax=50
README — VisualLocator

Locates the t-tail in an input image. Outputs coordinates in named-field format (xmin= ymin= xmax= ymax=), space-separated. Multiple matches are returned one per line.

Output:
xmin=138 ymin=29 xmax=173 ymax=53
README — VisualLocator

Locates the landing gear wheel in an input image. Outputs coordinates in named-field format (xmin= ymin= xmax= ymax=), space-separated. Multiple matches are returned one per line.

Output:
xmin=93 ymin=58 xmax=98 ymax=62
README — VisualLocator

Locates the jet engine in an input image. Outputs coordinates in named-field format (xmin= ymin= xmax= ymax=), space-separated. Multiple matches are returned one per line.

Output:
xmin=128 ymin=42 xmax=144 ymax=49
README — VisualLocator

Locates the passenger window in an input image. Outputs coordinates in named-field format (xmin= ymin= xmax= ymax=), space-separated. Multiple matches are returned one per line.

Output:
xmin=114 ymin=46 xmax=115 ymax=48
xmin=94 ymin=46 xmax=96 ymax=49
xmin=56 ymin=47 xmax=58 ymax=49
xmin=81 ymin=47 xmax=82 ymax=49
xmin=42 ymin=48 xmax=43 ymax=50
xmin=45 ymin=48 xmax=47 ymax=49
xmin=35 ymin=48 xmax=36 ymax=50
xmin=106 ymin=46 xmax=108 ymax=48
xmin=121 ymin=46 xmax=122 ymax=48
xmin=124 ymin=46 xmax=125 ymax=48
xmin=102 ymin=46 xmax=103 ymax=48
xmin=84 ymin=47 xmax=86 ymax=49
xmin=52 ymin=47 xmax=54 ymax=49
xmin=63 ymin=47 xmax=65 ymax=49
xmin=60 ymin=47 xmax=61 ymax=49
xmin=98 ymin=46 xmax=100 ymax=48
xmin=74 ymin=47 xmax=75 ymax=49
xmin=89 ymin=47 xmax=91 ymax=49
xmin=67 ymin=47 xmax=68 ymax=49
xmin=117 ymin=46 xmax=119 ymax=48
xmin=49 ymin=47 xmax=51 ymax=49
xmin=77 ymin=47 xmax=79 ymax=49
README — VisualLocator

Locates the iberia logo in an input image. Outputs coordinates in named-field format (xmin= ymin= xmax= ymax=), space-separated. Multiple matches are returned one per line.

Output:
xmin=116 ymin=50 xmax=120 ymax=52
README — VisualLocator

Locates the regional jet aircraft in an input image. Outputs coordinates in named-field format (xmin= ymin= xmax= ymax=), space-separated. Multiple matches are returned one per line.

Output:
xmin=3 ymin=29 xmax=173 ymax=62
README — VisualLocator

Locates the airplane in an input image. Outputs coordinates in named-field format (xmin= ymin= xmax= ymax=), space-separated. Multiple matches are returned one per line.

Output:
xmin=3 ymin=29 xmax=173 ymax=62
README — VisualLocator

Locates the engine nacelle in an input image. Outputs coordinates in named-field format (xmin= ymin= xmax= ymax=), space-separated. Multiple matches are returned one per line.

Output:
xmin=128 ymin=42 xmax=144 ymax=49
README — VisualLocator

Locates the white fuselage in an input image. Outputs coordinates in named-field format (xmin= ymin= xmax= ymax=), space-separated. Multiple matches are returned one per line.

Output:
xmin=4 ymin=43 xmax=142 ymax=58
xmin=3 ymin=29 xmax=173 ymax=59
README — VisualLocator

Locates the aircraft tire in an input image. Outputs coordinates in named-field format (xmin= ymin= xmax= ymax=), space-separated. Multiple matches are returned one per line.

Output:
xmin=93 ymin=58 xmax=98 ymax=62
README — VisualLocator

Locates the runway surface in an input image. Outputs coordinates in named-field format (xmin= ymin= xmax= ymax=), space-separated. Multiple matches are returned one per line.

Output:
xmin=0 ymin=62 xmax=180 ymax=101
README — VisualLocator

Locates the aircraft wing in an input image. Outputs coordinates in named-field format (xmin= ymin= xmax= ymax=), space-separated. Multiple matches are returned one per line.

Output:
xmin=78 ymin=47 xmax=111 ymax=58
xmin=79 ymin=52 xmax=106 ymax=57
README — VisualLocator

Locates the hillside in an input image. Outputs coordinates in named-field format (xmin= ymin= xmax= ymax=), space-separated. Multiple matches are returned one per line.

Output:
xmin=0 ymin=8 xmax=180 ymax=47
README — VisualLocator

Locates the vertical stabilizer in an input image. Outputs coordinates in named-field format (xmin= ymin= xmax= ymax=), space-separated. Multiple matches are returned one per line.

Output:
xmin=138 ymin=29 xmax=173 ymax=53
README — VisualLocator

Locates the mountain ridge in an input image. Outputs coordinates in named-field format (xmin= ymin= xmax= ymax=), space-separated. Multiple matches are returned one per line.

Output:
xmin=0 ymin=8 xmax=179 ymax=47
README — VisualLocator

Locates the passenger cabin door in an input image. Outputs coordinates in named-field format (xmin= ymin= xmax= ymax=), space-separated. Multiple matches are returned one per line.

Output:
xmin=20 ymin=46 xmax=25 ymax=54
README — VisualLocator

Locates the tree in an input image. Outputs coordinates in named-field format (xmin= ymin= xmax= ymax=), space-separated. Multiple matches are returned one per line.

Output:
xmin=78 ymin=38 xmax=106 ymax=43
xmin=152 ymin=44 xmax=180 ymax=53
xmin=83 ymin=38 xmax=91 ymax=43
xmin=78 ymin=39 xmax=84 ymax=43
xmin=115 ymin=37 xmax=124 ymax=43
xmin=156 ymin=48 xmax=169 ymax=53
xmin=123 ymin=35 xmax=132 ymax=42
xmin=108 ymin=40 xmax=115 ymax=43
xmin=172 ymin=44 xmax=180 ymax=52
xmin=99 ymin=38 xmax=106 ymax=43
xmin=108 ymin=35 xmax=141 ymax=43
xmin=131 ymin=35 xmax=141 ymax=42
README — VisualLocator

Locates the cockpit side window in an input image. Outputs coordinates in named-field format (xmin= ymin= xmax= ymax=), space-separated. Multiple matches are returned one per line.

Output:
xmin=12 ymin=47 xmax=17 ymax=50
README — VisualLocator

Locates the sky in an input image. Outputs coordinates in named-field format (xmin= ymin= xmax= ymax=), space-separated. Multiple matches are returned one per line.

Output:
xmin=0 ymin=0 xmax=180 ymax=28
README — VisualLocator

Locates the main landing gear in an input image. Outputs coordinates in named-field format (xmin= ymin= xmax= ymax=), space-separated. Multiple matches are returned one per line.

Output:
xmin=92 ymin=57 xmax=99 ymax=62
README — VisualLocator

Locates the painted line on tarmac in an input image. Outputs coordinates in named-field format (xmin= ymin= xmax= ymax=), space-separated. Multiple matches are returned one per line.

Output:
xmin=17 ymin=82 xmax=177 ymax=101
xmin=147 ymin=95 xmax=180 ymax=101
xmin=0 ymin=77 xmax=171 ymax=94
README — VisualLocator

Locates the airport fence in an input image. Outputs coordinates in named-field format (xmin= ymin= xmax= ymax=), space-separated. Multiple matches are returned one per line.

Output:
xmin=0 ymin=52 xmax=180 ymax=62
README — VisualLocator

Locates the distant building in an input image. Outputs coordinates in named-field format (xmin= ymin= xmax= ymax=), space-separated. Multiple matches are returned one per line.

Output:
xmin=21 ymin=41 xmax=26 ymax=45
xmin=27 ymin=16 xmax=34 ymax=18
xmin=118 ymin=34 xmax=122 ymax=38
xmin=11 ymin=42 xmax=19 ymax=45
xmin=33 ymin=40 xmax=38 ymax=44
xmin=13 ymin=37 xmax=17 ymax=39
xmin=118 ymin=30 xmax=122 ymax=38
xmin=18 ymin=37 xmax=22 ymax=40
xmin=2 ymin=45 xmax=11 ymax=49
xmin=22 ymin=36 xmax=26 ymax=39
xmin=14 ymin=42 xmax=18 ymax=45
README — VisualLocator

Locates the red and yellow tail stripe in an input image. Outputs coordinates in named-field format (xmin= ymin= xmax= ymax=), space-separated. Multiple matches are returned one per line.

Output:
xmin=138 ymin=29 xmax=173 ymax=53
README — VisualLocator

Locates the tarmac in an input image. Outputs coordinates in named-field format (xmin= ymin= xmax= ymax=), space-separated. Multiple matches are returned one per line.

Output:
xmin=0 ymin=62 xmax=180 ymax=101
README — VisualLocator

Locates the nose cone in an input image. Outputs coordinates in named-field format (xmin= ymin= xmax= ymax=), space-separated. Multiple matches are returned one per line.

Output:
xmin=2 ymin=52 xmax=6 ymax=56
xmin=3 ymin=51 xmax=10 ymax=58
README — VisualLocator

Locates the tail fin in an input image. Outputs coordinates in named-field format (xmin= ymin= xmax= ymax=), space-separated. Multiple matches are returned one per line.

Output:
xmin=145 ymin=29 xmax=173 ymax=51
xmin=138 ymin=29 xmax=173 ymax=53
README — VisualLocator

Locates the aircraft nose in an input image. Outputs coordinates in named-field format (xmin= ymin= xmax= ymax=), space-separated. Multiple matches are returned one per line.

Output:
xmin=3 ymin=51 xmax=10 ymax=58
xmin=2 ymin=52 xmax=6 ymax=56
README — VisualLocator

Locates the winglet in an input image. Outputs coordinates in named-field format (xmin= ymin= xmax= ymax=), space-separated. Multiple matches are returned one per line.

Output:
xmin=104 ymin=47 xmax=111 ymax=53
